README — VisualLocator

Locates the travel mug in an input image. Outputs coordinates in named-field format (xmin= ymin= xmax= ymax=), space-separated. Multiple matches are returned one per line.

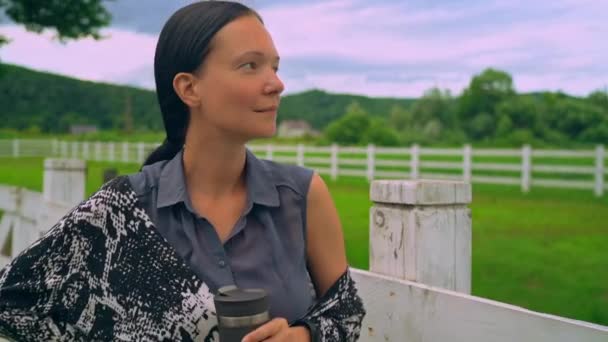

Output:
xmin=214 ymin=285 xmax=270 ymax=342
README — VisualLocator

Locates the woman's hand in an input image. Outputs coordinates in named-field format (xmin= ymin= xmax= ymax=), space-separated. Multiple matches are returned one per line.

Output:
xmin=241 ymin=318 xmax=310 ymax=342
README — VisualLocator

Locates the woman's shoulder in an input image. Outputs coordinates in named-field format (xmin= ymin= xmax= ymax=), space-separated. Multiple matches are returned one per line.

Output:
xmin=124 ymin=159 xmax=169 ymax=197
xmin=258 ymin=158 xmax=315 ymax=197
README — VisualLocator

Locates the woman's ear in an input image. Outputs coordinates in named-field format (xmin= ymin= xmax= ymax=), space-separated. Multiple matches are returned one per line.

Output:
xmin=173 ymin=72 xmax=201 ymax=108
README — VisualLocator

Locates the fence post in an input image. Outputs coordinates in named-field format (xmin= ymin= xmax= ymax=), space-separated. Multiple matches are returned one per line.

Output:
xmin=331 ymin=144 xmax=339 ymax=180
xmin=35 ymin=159 xmax=87 ymax=249
xmin=521 ymin=145 xmax=531 ymax=193
xmin=6 ymin=159 xmax=87 ymax=258
xmin=595 ymin=145 xmax=605 ymax=197
xmin=367 ymin=144 xmax=375 ymax=181
xmin=95 ymin=141 xmax=101 ymax=161
xmin=43 ymin=159 xmax=86 ymax=205
xmin=12 ymin=139 xmax=19 ymax=158
xmin=83 ymin=142 xmax=90 ymax=160
xmin=410 ymin=144 xmax=419 ymax=180
xmin=296 ymin=144 xmax=305 ymax=167
xmin=463 ymin=144 xmax=472 ymax=183
xmin=138 ymin=142 xmax=145 ymax=163
xmin=109 ymin=142 xmax=115 ymax=162
xmin=369 ymin=179 xmax=472 ymax=293
xmin=123 ymin=142 xmax=130 ymax=163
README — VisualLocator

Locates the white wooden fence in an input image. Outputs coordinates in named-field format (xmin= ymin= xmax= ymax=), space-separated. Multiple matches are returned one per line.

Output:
xmin=1 ymin=139 xmax=606 ymax=197
xmin=0 ymin=159 xmax=607 ymax=340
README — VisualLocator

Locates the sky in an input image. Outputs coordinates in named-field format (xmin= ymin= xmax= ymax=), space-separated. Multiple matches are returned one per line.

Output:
xmin=1 ymin=0 xmax=607 ymax=98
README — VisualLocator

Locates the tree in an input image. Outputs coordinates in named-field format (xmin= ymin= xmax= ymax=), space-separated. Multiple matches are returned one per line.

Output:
xmin=1 ymin=0 xmax=112 ymax=46
xmin=363 ymin=118 xmax=400 ymax=146
xmin=324 ymin=101 xmax=371 ymax=145
xmin=389 ymin=105 xmax=414 ymax=131
xmin=458 ymin=68 xmax=516 ymax=140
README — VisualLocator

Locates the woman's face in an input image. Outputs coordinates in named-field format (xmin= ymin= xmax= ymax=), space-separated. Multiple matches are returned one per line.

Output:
xmin=190 ymin=14 xmax=284 ymax=142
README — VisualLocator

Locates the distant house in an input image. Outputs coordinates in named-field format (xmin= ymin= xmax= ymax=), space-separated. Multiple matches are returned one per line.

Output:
xmin=70 ymin=125 xmax=98 ymax=135
xmin=277 ymin=120 xmax=318 ymax=137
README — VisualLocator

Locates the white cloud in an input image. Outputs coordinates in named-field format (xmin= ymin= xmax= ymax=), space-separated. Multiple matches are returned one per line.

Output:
xmin=0 ymin=0 xmax=606 ymax=97
xmin=0 ymin=25 xmax=156 ymax=88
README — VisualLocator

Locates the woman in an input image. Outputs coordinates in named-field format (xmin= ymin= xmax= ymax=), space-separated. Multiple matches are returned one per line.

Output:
xmin=0 ymin=1 xmax=365 ymax=341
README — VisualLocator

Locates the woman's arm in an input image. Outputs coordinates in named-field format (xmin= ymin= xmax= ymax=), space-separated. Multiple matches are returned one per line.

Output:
xmin=0 ymin=206 xmax=89 ymax=341
xmin=292 ymin=173 xmax=366 ymax=341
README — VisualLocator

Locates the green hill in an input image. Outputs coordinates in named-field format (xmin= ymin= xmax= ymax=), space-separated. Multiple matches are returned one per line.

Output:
xmin=0 ymin=63 xmax=415 ymax=133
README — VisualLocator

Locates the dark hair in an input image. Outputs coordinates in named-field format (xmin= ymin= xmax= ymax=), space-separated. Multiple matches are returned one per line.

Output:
xmin=143 ymin=1 xmax=261 ymax=166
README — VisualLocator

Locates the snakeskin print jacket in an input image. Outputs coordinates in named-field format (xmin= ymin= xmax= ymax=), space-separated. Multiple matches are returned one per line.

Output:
xmin=0 ymin=176 xmax=365 ymax=341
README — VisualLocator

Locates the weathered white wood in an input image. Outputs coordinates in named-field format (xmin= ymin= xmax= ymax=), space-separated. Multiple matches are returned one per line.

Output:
xmin=43 ymin=159 xmax=86 ymax=206
xmin=351 ymin=269 xmax=608 ymax=342
xmin=370 ymin=180 xmax=471 ymax=293
xmin=36 ymin=200 xmax=73 ymax=236
xmin=463 ymin=144 xmax=472 ymax=183
xmin=596 ymin=145 xmax=605 ymax=197
xmin=19 ymin=189 xmax=43 ymax=222
xmin=330 ymin=144 xmax=339 ymax=180
xmin=11 ymin=215 xmax=37 ymax=258
xmin=370 ymin=180 xmax=472 ymax=205
xmin=0 ymin=214 xmax=14 ymax=260
xmin=521 ymin=145 xmax=531 ymax=192
xmin=410 ymin=144 xmax=419 ymax=180
xmin=296 ymin=144 xmax=305 ymax=167
xmin=0 ymin=186 xmax=18 ymax=212
xmin=266 ymin=144 xmax=273 ymax=161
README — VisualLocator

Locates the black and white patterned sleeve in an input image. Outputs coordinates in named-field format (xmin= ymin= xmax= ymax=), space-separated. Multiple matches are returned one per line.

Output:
xmin=0 ymin=203 xmax=90 ymax=341
xmin=292 ymin=268 xmax=366 ymax=342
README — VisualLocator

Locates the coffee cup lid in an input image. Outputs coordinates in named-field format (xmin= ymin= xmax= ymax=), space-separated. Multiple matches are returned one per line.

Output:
xmin=214 ymin=285 xmax=269 ymax=317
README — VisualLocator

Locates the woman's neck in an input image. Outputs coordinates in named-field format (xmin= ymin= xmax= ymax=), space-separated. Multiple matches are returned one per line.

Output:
xmin=182 ymin=132 xmax=247 ymax=200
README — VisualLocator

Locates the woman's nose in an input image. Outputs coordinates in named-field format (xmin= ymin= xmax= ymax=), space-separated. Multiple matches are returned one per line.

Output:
xmin=264 ymin=72 xmax=285 ymax=95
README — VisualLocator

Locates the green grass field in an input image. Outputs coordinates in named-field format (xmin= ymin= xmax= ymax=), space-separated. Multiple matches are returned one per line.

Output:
xmin=1 ymin=156 xmax=607 ymax=326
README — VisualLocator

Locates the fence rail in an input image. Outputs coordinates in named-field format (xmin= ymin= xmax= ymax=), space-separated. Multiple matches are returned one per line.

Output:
xmin=1 ymin=139 xmax=606 ymax=196
xmin=1 ymin=165 xmax=607 ymax=340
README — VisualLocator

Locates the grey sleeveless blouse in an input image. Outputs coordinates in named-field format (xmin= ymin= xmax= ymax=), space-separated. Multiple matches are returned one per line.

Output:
xmin=127 ymin=149 xmax=316 ymax=323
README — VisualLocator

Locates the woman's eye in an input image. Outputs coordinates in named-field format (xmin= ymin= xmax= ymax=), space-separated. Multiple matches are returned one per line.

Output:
xmin=241 ymin=62 xmax=257 ymax=70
